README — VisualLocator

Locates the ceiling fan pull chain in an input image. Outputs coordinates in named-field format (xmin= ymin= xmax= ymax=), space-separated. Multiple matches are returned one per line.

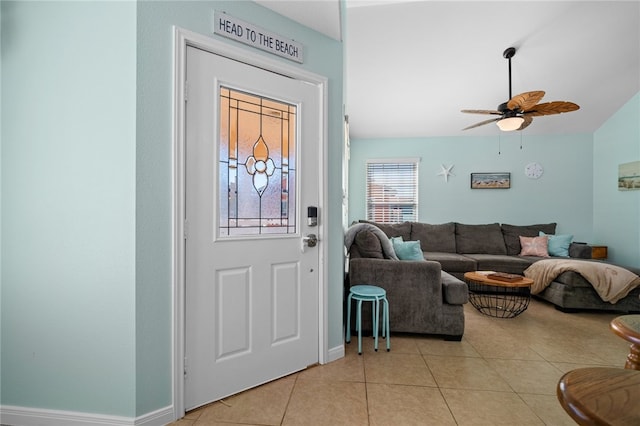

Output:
xmin=520 ymin=132 xmax=523 ymax=149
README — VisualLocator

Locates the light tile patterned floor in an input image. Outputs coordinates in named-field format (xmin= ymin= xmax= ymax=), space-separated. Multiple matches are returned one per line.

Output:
xmin=170 ymin=299 xmax=630 ymax=425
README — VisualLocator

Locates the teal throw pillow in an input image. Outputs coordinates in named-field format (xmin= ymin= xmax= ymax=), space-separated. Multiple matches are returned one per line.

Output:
xmin=539 ymin=231 xmax=573 ymax=257
xmin=391 ymin=237 xmax=425 ymax=261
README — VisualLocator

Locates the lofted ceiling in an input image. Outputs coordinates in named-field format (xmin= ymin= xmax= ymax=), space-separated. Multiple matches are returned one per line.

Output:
xmin=254 ymin=0 xmax=343 ymax=40
xmin=257 ymin=1 xmax=640 ymax=138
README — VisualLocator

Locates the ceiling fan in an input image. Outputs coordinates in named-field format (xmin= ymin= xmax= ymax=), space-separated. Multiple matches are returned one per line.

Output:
xmin=461 ymin=47 xmax=580 ymax=131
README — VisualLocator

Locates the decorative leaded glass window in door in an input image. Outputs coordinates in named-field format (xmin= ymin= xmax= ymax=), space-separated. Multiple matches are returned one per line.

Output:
xmin=219 ymin=87 xmax=297 ymax=236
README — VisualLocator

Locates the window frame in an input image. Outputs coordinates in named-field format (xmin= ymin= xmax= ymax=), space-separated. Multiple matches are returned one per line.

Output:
xmin=365 ymin=158 xmax=419 ymax=224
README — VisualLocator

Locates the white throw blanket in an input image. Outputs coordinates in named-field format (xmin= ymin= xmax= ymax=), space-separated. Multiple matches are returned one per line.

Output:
xmin=524 ymin=259 xmax=640 ymax=304
xmin=344 ymin=223 xmax=398 ymax=260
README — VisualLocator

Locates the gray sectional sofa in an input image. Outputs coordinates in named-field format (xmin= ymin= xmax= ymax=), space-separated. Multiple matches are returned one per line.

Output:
xmin=347 ymin=256 xmax=468 ymax=340
xmin=346 ymin=221 xmax=640 ymax=336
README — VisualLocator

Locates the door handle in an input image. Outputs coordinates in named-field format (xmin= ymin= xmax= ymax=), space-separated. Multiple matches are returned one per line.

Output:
xmin=301 ymin=234 xmax=318 ymax=252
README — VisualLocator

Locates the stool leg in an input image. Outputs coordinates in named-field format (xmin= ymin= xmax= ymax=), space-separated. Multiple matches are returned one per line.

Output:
xmin=381 ymin=298 xmax=386 ymax=339
xmin=357 ymin=299 xmax=363 ymax=355
xmin=345 ymin=293 xmax=352 ymax=343
xmin=371 ymin=298 xmax=376 ymax=340
xmin=384 ymin=298 xmax=390 ymax=352
xmin=373 ymin=297 xmax=380 ymax=352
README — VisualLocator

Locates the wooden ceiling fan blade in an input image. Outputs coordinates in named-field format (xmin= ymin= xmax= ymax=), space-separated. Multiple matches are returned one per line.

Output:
xmin=507 ymin=91 xmax=545 ymax=111
xmin=524 ymin=101 xmax=580 ymax=117
xmin=518 ymin=116 xmax=533 ymax=130
xmin=462 ymin=117 xmax=501 ymax=130
xmin=461 ymin=109 xmax=502 ymax=115
xmin=461 ymin=48 xmax=577 ymax=130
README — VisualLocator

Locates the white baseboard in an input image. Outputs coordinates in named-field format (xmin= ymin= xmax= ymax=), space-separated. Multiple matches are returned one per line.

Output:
xmin=135 ymin=407 xmax=174 ymax=426
xmin=326 ymin=343 xmax=345 ymax=363
xmin=0 ymin=405 xmax=174 ymax=426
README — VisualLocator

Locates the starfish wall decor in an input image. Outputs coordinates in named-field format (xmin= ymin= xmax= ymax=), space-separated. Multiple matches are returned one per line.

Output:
xmin=438 ymin=164 xmax=454 ymax=182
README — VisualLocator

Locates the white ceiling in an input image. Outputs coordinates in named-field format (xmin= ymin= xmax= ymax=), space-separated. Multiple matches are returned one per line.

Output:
xmin=257 ymin=1 xmax=640 ymax=138
xmin=254 ymin=0 xmax=343 ymax=40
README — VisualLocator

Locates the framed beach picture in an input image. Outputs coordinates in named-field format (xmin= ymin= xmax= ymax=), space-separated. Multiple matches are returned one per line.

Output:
xmin=618 ymin=161 xmax=640 ymax=191
xmin=471 ymin=172 xmax=511 ymax=189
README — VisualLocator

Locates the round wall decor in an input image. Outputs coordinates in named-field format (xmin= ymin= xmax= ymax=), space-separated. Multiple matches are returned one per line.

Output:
xmin=524 ymin=162 xmax=544 ymax=179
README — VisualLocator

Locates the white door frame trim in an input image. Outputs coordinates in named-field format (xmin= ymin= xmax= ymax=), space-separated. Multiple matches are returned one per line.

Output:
xmin=171 ymin=27 xmax=329 ymax=420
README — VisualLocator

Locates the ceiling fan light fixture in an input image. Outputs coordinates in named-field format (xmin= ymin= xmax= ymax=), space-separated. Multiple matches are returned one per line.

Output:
xmin=496 ymin=116 xmax=524 ymax=131
xmin=461 ymin=47 xmax=579 ymax=132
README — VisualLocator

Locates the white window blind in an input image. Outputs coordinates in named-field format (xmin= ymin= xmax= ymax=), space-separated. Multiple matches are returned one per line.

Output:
xmin=366 ymin=160 xmax=418 ymax=223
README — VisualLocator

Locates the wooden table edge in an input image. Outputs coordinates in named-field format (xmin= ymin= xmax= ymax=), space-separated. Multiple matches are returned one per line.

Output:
xmin=557 ymin=367 xmax=640 ymax=425
xmin=610 ymin=315 xmax=640 ymax=346
xmin=464 ymin=271 xmax=534 ymax=288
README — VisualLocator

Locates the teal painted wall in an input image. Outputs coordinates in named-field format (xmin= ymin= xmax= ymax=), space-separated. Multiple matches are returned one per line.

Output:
xmin=135 ymin=0 xmax=344 ymax=415
xmin=1 ymin=0 xmax=137 ymax=416
xmin=350 ymin=94 xmax=640 ymax=268
xmin=593 ymin=93 xmax=640 ymax=266
xmin=1 ymin=0 xmax=344 ymax=420
xmin=349 ymin=133 xmax=594 ymax=241
xmin=1 ymin=0 xmax=636 ymax=420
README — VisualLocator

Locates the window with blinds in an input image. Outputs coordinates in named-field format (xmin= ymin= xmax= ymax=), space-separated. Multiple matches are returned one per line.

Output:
xmin=366 ymin=159 xmax=418 ymax=223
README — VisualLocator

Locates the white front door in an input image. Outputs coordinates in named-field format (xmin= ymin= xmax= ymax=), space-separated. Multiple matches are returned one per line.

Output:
xmin=184 ymin=46 xmax=321 ymax=410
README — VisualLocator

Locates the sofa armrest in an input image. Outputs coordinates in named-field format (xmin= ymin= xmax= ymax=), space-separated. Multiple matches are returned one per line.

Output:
xmin=569 ymin=242 xmax=592 ymax=259
xmin=348 ymin=258 xmax=443 ymax=299
xmin=441 ymin=271 xmax=469 ymax=305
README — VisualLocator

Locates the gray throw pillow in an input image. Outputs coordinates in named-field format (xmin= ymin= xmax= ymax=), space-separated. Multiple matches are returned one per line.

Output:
xmin=411 ymin=222 xmax=456 ymax=253
xmin=359 ymin=220 xmax=412 ymax=240
xmin=455 ymin=223 xmax=507 ymax=254
xmin=353 ymin=230 xmax=384 ymax=259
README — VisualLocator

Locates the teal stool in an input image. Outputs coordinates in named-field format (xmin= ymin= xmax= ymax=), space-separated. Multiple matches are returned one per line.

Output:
xmin=346 ymin=284 xmax=390 ymax=355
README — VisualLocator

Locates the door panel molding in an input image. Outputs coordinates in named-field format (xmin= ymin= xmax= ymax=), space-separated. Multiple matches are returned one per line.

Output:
xmin=216 ymin=267 xmax=252 ymax=360
xmin=172 ymin=26 xmax=328 ymax=421
xmin=272 ymin=262 xmax=301 ymax=344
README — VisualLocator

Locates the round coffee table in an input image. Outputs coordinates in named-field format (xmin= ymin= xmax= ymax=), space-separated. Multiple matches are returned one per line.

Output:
xmin=463 ymin=271 xmax=534 ymax=318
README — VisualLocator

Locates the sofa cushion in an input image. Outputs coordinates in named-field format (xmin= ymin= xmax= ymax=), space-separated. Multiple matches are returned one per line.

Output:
xmin=551 ymin=260 xmax=640 ymax=287
xmin=540 ymin=231 xmax=573 ymax=257
xmin=411 ymin=222 xmax=456 ymax=253
xmin=351 ymin=230 xmax=384 ymax=259
xmin=455 ymin=223 xmax=507 ymax=255
xmin=360 ymin=220 xmax=412 ymax=240
xmin=535 ymin=277 xmax=640 ymax=313
xmin=464 ymin=254 xmax=535 ymax=275
xmin=519 ymin=235 xmax=549 ymax=257
xmin=501 ymin=223 xmax=557 ymax=255
xmin=552 ymin=268 xmax=596 ymax=288
xmin=423 ymin=252 xmax=477 ymax=274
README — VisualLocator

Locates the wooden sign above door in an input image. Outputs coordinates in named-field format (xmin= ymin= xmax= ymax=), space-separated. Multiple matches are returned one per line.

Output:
xmin=214 ymin=11 xmax=304 ymax=64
